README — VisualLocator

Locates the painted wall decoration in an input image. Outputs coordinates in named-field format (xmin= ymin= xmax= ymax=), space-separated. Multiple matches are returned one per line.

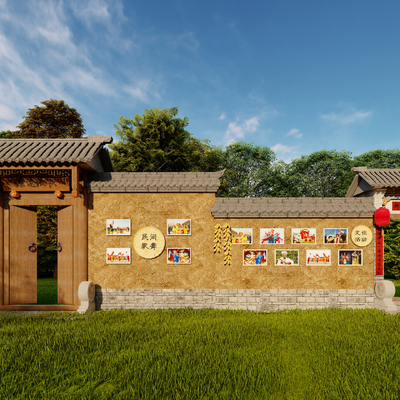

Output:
xmin=106 ymin=219 xmax=131 ymax=236
xmin=351 ymin=225 xmax=372 ymax=247
xmin=306 ymin=250 xmax=331 ymax=266
xmin=243 ymin=250 xmax=267 ymax=266
xmin=260 ymin=228 xmax=284 ymax=244
xmin=338 ymin=250 xmax=363 ymax=266
xmin=106 ymin=248 xmax=131 ymax=264
xmin=167 ymin=219 xmax=191 ymax=235
xmin=275 ymin=250 xmax=299 ymax=265
xmin=231 ymin=228 xmax=253 ymax=244
xmin=133 ymin=226 xmax=165 ymax=259
xmin=323 ymin=228 xmax=348 ymax=244
xmin=392 ymin=201 xmax=400 ymax=211
xmin=167 ymin=248 xmax=191 ymax=264
xmin=292 ymin=228 xmax=316 ymax=244
xmin=375 ymin=228 xmax=384 ymax=276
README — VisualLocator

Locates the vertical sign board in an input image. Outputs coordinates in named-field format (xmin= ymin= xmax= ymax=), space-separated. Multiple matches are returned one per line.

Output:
xmin=375 ymin=227 xmax=384 ymax=276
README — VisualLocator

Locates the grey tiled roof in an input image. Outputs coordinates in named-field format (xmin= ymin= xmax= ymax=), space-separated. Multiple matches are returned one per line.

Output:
xmin=87 ymin=170 xmax=226 ymax=192
xmin=346 ymin=167 xmax=400 ymax=197
xmin=353 ymin=167 xmax=400 ymax=188
xmin=210 ymin=197 xmax=375 ymax=218
xmin=0 ymin=136 xmax=112 ymax=165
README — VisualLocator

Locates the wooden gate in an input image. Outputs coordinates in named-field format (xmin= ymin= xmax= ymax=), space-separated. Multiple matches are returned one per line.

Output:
xmin=10 ymin=205 xmax=37 ymax=304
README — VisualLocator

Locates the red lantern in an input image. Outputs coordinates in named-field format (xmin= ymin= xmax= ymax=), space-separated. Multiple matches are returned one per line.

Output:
xmin=374 ymin=207 xmax=390 ymax=227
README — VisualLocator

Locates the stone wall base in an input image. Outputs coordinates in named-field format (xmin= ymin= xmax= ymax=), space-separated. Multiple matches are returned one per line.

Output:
xmin=95 ymin=288 xmax=376 ymax=311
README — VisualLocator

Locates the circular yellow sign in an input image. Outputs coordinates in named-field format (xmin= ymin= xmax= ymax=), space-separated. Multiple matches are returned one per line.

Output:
xmin=133 ymin=226 xmax=165 ymax=259
xmin=351 ymin=225 xmax=373 ymax=247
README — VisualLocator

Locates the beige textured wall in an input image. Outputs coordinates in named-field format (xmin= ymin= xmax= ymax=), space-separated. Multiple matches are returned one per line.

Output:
xmin=88 ymin=193 xmax=374 ymax=290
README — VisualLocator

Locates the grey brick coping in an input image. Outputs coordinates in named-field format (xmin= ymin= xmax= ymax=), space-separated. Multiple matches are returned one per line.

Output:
xmin=95 ymin=288 xmax=376 ymax=311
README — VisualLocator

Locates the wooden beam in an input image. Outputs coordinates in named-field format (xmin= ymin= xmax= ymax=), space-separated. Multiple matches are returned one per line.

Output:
xmin=72 ymin=166 xmax=80 ymax=197
xmin=3 ymin=205 xmax=9 ymax=305
xmin=73 ymin=194 xmax=88 ymax=305
xmin=0 ymin=305 xmax=79 ymax=311
xmin=0 ymin=165 xmax=73 ymax=170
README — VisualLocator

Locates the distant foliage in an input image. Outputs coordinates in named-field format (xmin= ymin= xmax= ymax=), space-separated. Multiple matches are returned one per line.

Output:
xmin=384 ymin=221 xmax=400 ymax=279
xmin=353 ymin=149 xmax=400 ymax=169
xmin=0 ymin=130 xmax=12 ymax=138
xmin=217 ymin=142 xmax=276 ymax=197
xmin=280 ymin=150 xmax=354 ymax=197
xmin=37 ymin=206 xmax=57 ymax=278
xmin=13 ymin=99 xmax=85 ymax=139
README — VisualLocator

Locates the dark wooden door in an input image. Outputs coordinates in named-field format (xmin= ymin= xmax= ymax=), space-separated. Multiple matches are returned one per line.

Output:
xmin=58 ymin=206 xmax=73 ymax=304
xmin=10 ymin=206 xmax=37 ymax=304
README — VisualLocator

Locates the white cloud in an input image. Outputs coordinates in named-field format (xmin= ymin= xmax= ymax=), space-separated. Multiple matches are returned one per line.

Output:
xmin=287 ymin=128 xmax=302 ymax=138
xmin=271 ymin=143 xmax=296 ymax=154
xmin=243 ymin=117 xmax=259 ymax=132
xmin=223 ymin=116 xmax=259 ymax=145
xmin=71 ymin=0 xmax=110 ymax=24
xmin=123 ymin=80 xmax=160 ymax=103
xmin=219 ymin=113 xmax=226 ymax=120
xmin=0 ymin=104 xmax=17 ymax=121
xmin=166 ymin=31 xmax=200 ymax=53
xmin=321 ymin=109 xmax=372 ymax=125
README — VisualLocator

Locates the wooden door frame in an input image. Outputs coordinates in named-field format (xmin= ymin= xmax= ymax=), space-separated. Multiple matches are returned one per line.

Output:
xmin=0 ymin=192 xmax=86 ymax=311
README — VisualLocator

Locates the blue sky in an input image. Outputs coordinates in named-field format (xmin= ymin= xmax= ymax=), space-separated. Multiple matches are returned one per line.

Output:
xmin=1 ymin=0 xmax=399 ymax=162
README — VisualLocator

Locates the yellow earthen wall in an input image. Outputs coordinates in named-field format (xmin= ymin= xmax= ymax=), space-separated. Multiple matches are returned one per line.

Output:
xmin=88 ymin=193 xmax=374 ymax=290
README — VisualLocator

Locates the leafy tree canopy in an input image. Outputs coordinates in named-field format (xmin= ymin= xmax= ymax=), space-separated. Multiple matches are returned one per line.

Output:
xmin=384 ymin=220 xmax=400 ymax=279
xmin=13 ymin=99 xmax=85 ymax=139
xmin=217 ymin=142 xmax=276 ymax=197
xmin=282 ymin=150 xmax=354 ymax=197
xmin=353 ymin=149 xmax=400 ymax=169
xmin=0 ymin=130 xmax=12 ymax=138
xmin=110 ymin=107 xmax=223 ymax=172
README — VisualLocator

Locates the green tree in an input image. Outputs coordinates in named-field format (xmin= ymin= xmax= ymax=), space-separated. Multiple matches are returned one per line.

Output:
xmin=384 ymin=220 xmax=400 ymax=279
xmin=283 ymin=150 xmax=354 ymax=197
xmin=13 ymin=99 xmax=85 ymax=139
xmin=110 ymin=107 xmax=223 ymax=172
xmin=0 ymin=130 xmax=12 ymax=138
xmin=217 ymin=142 xmax=277 ymax=197
xmin=353 ymin=149 xmax=400 ymax=169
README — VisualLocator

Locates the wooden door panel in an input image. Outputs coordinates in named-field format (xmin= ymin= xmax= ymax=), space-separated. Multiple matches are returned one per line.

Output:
xmin=10 ymin=206 xmax=37 ymax=304
xmin=58 ymin=206 xmax=73 ymax=304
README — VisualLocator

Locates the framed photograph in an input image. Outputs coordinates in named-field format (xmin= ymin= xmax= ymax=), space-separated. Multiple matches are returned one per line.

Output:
xmin=106 ymin=219 xmax=131 ymax=236
xmin=106 ymin=248 xmax=131 ymax=264
xmin=275 ymin=250 xmax=299 ymax=266
xmin=167 ymin=248 xmax=191 ymax=264
xmin=292 ymin=228 xmax=316 ymax=244
xmin=167 ymin=219 xmax=191 ymax=236
xmin=338 ymin=250 xmax=363 ymax=266
xmin=324 ymin=228 xmax=348 ymax=244
xmin=231 ymin=228 xmax=253 ymax=244
xmin=243 ymin=250 xmax=267 ymax=266
xmin=260 ymin=228 xmax=284 ymax=244
xmin=306 ymin=250 xmax=331 ymax=266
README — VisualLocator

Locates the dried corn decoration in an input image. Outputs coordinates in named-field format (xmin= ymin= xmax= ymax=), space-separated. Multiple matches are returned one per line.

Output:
xmin=223 ymin=223 xmax=232 ymax=265
xmin=213 ymin=223 xmax=222 ymax=253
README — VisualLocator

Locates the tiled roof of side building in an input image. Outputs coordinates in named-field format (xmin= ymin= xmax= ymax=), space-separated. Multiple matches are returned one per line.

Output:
xmin=346 ymin=167 xmax=400 ymax=197
xmin=87 ymin=170 xmax=226 ymax=193
xmin=210 ymin=197 xmax=375 ymax=218
xmin=0 ymin=136 xmax=113 ymax=166
xmin=356 ymin=167 xmax=400 ymax=188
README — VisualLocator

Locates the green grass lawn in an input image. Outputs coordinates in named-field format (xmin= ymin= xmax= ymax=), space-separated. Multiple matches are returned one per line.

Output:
xmin=37 ymin=277 xmax=58 ymax=304
xmin=1 ymin=308 xmax=400 ymax=399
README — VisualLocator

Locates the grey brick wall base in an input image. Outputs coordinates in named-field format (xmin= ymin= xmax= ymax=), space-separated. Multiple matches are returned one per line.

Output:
xmin=95 ymin=288 xmax=376 ymax=311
